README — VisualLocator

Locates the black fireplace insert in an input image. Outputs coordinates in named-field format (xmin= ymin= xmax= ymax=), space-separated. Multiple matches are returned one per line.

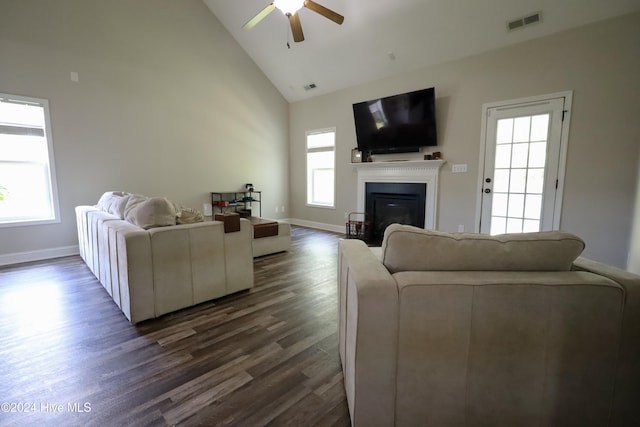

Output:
xmin=365 ymin=182 xmax=426 ymax=245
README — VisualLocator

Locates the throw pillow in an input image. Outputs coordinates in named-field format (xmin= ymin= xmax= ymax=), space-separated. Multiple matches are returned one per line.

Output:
xmin=126 ymin=197 xmax=177 ymax=230
xmin=176 ymin=207 xmax=204 ymax=224
xmin=123 ymin=194 xmax=148 ymax=221
xmin=97 ymin=191 xmax=126 ymax=212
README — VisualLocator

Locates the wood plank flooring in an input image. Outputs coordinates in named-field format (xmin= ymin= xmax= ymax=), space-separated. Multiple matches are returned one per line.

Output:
xmin=0 ymin=226 xmax=351 ymax=426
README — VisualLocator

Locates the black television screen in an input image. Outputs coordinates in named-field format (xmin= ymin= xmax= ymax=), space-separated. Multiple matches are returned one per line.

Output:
xmin=352 ymin=87 xmax=437 ymax=154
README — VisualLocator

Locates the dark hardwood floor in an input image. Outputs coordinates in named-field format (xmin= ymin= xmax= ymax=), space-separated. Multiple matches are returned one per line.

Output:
xmin=0 ymin=226 xmax=350 ymax=427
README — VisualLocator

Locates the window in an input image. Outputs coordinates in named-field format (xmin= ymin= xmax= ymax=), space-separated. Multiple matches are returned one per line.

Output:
xmin=306 ymin=128 xmax=335 ymax=208
xmin=0 ymin=93 xmax=60 ymax=227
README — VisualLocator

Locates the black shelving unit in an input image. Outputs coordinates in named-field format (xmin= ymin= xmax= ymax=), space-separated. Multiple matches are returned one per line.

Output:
xmin=211 ymin=191 xmax=261 ymax=218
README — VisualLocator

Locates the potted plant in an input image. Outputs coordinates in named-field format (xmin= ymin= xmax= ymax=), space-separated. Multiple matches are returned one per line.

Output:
xmin=0 ymin=186 xmax=8 ymax=201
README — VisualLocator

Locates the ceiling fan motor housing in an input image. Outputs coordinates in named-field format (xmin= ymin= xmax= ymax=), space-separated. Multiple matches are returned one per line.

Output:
xmin=243 ymin=0 xmax=344 ymax=43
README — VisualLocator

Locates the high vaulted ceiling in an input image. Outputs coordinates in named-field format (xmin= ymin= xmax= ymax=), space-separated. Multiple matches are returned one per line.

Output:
xmin=203 ymin=0 xmax=640 ymax=103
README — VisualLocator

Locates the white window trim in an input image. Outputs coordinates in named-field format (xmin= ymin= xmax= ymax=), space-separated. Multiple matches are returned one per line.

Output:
xmin=305 ymin=127 xmax=336 ymax=209
xmin=0 ymin=93 xmax=61 ymax=228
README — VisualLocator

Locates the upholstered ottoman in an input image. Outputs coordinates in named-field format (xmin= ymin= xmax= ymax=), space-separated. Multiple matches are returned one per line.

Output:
xmin=250 ymin=217 xmax=291 ymax=257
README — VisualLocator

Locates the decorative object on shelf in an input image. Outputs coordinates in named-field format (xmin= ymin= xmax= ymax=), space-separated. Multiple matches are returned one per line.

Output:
xmin=364 ymin=151 xmax=373 ymax=162
xmin=351 ymin=148 xmax=362 ymax=163
xmin=245 ymin=183 xmax=254 ymax=191
xmin=424 ymin=154 xmax=432 ymax=160
xmin=432 ymin=151 xmax=442 ymax=160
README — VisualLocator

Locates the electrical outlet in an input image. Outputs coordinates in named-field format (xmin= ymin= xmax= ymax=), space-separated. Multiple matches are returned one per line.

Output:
xmin=458 ymin=224 xmax=465 ymax=232
xmin=452 ymin=164 xmax=468 ymax=173
xmin=275 ymin=206 xmax=279 ymax=213
xmin=203 ymin=203 xmax=212 ymax=216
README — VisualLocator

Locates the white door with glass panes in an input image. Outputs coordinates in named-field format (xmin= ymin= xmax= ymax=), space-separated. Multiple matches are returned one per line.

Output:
xmin=479 ymin=93 xmax=572 ymax=235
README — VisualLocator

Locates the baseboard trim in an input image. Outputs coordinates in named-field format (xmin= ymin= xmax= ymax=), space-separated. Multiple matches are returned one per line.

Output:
xmin=287 ymin=218 xmax=344 ymax=234
xmin=0 ymin=245 xmax=79 ymax=267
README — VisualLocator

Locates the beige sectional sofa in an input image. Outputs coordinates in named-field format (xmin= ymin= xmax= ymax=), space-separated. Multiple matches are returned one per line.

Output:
xmin=338 ymin=224 xmax=640 ymax=427
xmin=251 ymin=220 xmax=291 ymax=258
xmin=76 ymin=191 xmax=253 ymax=323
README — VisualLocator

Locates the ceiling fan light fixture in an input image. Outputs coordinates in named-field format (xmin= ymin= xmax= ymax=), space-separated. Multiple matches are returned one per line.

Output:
xmin=274 ymin=0 xmax=304 ymax=15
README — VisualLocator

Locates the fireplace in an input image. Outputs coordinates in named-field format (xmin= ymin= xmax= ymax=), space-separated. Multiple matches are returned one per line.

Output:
xmin=353 ymin=159 xmax=444 ymax=244
xmin=366 ymin=183 xmax=426 ymax=244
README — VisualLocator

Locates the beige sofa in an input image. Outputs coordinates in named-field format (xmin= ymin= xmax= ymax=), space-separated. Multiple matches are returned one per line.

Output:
xmin=338 ymin=224 xmax=640 ymax=427
xmin=76 ymin=191 xmax=253 ymax=323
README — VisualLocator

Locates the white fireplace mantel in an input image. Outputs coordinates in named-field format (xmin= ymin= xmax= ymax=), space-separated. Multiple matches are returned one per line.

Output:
xmin=353 ymin=160 xmax=445 ymax=230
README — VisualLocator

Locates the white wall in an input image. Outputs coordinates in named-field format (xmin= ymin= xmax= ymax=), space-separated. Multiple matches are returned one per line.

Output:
xmin=289 ymin=12 xmax=640 ymax=269
xmin=0 ymin=0 xmax=289 ymax=263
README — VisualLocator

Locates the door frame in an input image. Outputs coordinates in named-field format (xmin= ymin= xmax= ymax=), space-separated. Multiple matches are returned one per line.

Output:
xmin=474 ymin=91 xmax=573 ymax=233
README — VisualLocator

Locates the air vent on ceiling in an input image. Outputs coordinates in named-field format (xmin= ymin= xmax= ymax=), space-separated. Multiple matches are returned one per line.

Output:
xmin=304 ymin=83 xmax=317 ymax=91
xmin=507 ymin=11 xmax=542 ymax=32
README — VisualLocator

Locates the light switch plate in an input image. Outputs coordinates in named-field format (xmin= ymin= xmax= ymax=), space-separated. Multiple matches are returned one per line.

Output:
xmin=452 ymin=164 xmax=468 ymax=173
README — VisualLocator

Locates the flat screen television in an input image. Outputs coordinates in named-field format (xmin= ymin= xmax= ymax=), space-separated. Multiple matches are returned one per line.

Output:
xmin=352 ymin=87 xmax=437 ymax=154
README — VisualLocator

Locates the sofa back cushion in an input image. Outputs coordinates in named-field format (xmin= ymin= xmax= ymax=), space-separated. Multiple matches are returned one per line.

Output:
xmin=381 ymin=224 xmax=585 ymax=273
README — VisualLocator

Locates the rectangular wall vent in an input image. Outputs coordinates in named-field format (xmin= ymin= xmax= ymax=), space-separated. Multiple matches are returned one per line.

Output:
xmin=523 ymin=12 xmax=541 ymax=25
xmin=507 ymin=11 xmax=542 ymax=32
xmin=303 ymin=83 xmax=317 ymax=91
xmin=508 ymin=19 xmax=524 ymax=31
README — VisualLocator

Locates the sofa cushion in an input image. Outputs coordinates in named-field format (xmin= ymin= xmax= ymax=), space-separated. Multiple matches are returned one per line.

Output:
xmin=123 ymin=194 xmax=147 ymax=219
xmin=176 ymin=207 xmax=204 ymax=224
xmin=97 ymin=191 xmax=129 ymax=218
xmin=125 ymin=196 xmax=176 ymax=229
xmin=97 ymin=191 xmax=125 ymax=209
xmin=381 ymin=224 xmax=585 ymax=273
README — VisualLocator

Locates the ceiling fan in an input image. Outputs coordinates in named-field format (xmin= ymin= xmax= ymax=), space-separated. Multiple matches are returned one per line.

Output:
xmin=242 ymin=0 xmax=344 ymax=43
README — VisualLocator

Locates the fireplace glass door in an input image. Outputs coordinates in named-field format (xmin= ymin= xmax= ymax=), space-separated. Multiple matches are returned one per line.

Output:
xmin=365 ymin=182 xmax=426 ymax=244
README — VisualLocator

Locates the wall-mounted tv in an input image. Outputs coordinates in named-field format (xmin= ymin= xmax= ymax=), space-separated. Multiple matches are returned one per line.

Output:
xmin=352 ymin=87 xmax=437 ymax=154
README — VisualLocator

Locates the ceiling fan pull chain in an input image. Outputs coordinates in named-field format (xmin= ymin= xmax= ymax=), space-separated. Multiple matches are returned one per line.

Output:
xmin=286 ymin=21 xmax=291 ymax=49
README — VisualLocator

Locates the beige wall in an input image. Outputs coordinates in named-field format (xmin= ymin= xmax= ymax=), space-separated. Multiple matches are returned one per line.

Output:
xmin=0 ymin=0 xmax=289 ymax=262
xmin=289 ymin=12 xmax=640 ymax=269
xmin=629 ymin=153 xmax=640 ymax=274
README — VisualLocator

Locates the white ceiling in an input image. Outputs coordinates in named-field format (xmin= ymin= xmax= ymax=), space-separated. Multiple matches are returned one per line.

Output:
xmin=203 ymin=0 xmax=640 ymax=103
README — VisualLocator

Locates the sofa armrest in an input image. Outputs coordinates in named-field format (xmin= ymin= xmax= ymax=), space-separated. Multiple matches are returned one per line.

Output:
xmin=113 ymin=224 xmax=154 ymax=323
xmin=223 ymin=218 xmax=254 ymax=293
xmin=573 ymin=257 xmax=640 ymax=424
xmin=338 ymin=239 xmax=398 ymax=427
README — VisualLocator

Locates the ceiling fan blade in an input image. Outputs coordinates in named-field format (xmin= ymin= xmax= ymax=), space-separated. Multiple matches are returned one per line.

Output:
xmin=303 ymin=0 xmax=344 ymax=25
xmin=288 ymin=12 xmax=305 ymax=42
xmin=242 ymin=3 xmax=276 ymax=30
